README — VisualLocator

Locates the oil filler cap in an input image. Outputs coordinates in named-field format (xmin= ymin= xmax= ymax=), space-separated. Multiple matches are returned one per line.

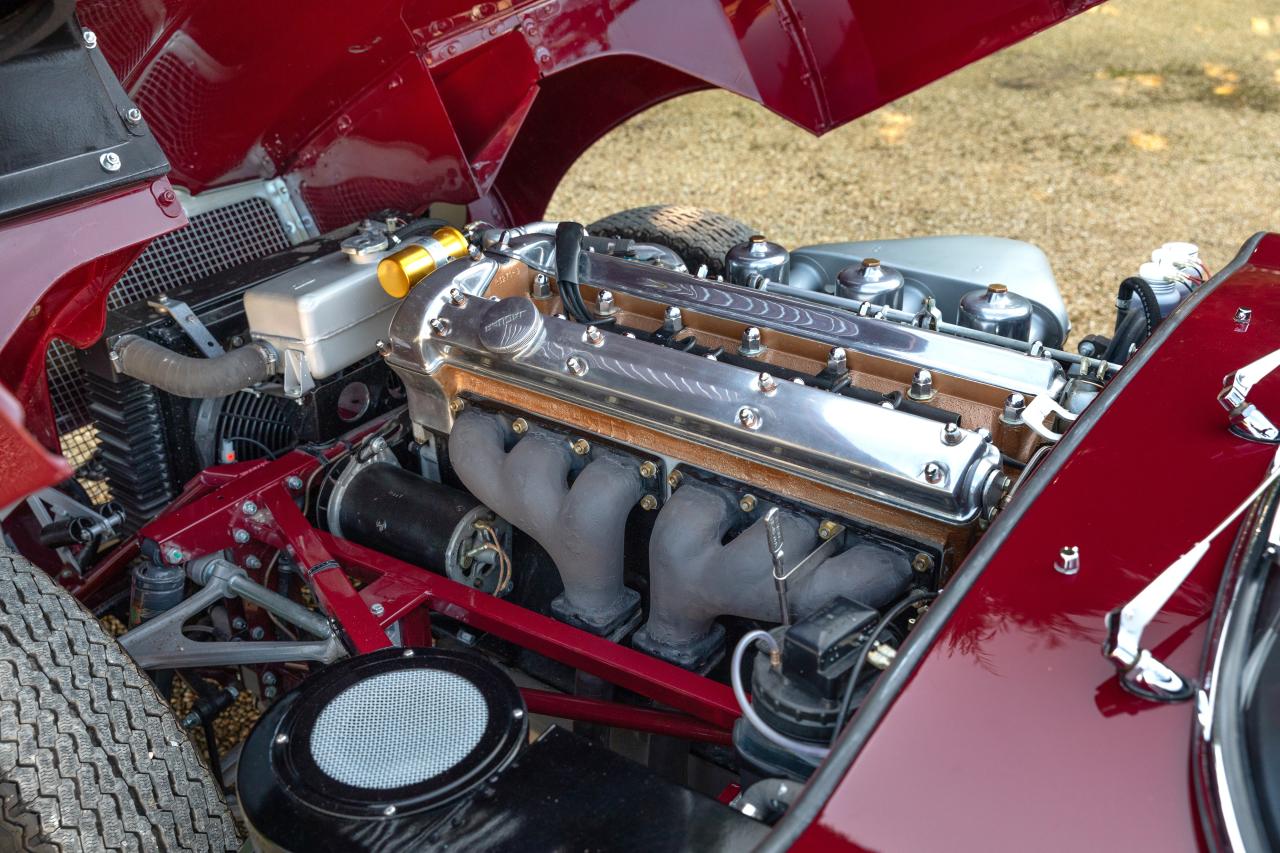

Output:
xmin=477 ymin=296 xmax=543 ymax=355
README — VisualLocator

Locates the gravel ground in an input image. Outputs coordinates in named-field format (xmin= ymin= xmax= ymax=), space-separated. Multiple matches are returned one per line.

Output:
xmin=548 ymin=0 xmax=1280 ymax=338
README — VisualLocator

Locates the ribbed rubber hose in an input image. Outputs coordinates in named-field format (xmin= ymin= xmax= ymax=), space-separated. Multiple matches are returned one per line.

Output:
xmin=112 ymin=335 xmax=275 ymax=398
xmin=1106 ymin=276 xmax=1163 ymax=362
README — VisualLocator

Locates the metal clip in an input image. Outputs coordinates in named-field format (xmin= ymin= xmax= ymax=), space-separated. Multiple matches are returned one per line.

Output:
xmin=147 ymin=295 xmax=225 ymax=357
xmin=1020 ymin=394 xmax=1079 ymax=443
xmin=1219 ymin=347 xmax=1280 ymax=441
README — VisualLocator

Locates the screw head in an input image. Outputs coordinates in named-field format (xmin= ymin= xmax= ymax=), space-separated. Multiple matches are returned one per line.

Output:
xmin=922 ymin=462 xmax=945 ymax=484
xmin=165 ymin=546 xmax=184 ymax=564
xmin=666 ymin=470 xmax=683 ymax=489
xmin=739 ymin=494 xmax=757 ymax=513
xmin=1055 ymin=545 xmax=1080 ymax=575
xmin=566 ymin=355 xmax=589 ymax=376
xmin=638 ymin=461 xmax=658 ymax=479
xmin=449 ymin=397 xmax=466 ymax=415
xmin=570 ymin=438 xmax=591 ymax=456
xmin=911 ymin=553 xmax=934 ymax=574
xmin=370 ymin=602 xmax=385 ymax=617
xmin=817 ymin=520 xmax=840 ymax=540
xmin=233 ymin=528 xmax=250 ymax=544
xmin=639 ymin=494 xmax=659 ymax=511
xmin=428 ymin=317 xmax=451 ymax=336
xmin=124 ymin=107 xmax=142 ymax=125
xmin=241 ymin=500 xmax=258 ymax=515
xmin=243 ymin=555 xmax=262 ymax=570
xmin=737 ymin=406 xmax=762 ymax=430
xmin=99 ymin=152 xmax=121 ymax=172
xmin=285 ymin=475 xmax=303 ymax=490
xmin=1236 ymin=306 xmax=1253 ymax=324
xmin=250 ymin=626 xmax=265 ymax=640
xmin=82 ymin=29 xmax=98 ymax=48
xmin=232 ymin=617 xmax=248 ymax=632
xmin=511 ymin=417 xmax=529 ymax=435
xmin=941 ymin=422 xmax=963 ymax=446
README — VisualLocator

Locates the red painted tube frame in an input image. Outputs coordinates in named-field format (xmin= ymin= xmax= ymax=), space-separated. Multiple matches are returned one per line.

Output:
xmin=519 ymin=688 xmax=733 ymax=747
xmin=135 ymin=448 xmax=740 ymax=732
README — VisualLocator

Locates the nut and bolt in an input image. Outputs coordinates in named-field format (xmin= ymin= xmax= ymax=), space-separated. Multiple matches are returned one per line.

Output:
xmin=1001 ymin=392 xmax=1027 ymax=425
xmin=250 ymin=626 xmax=265 ymax=640
xmin=583 ymin=325 xmax=604 ymax=347
xmin=1055 ymin=545 xmax=1080 ymax=576
xmin=370 ymin=602 xmax=385 ymax=617
xmin=737 ymin=406 xmax=762 ymax=430
xmin=757 ymin=372 xmax=778 ymax=394
xmin=449 ymin=397 xmax=466 ymax=414
xmin=82 ymin=29 xmax=98 ymax=48
xmin=638 ymin=461 xmax=658 ymax=479
xmin=532 ymin=272 xmax=551 ymax=298
xmin=596 ymin=290 xmax=617 ymax=315
xmin=941 ymin=422 xmax=963 ymax=446
xmin=285 ymin=475 xmax=304 ymax=490
xmin=922 ymin=462 xmax=945 ymax=484
xmin=124 ymin=107 xmax=143 ymax=125
xmin=233 ymin=528 xmax=250 ymax=544
xmin=566 ymin=355 xmax=589 ymax=376
xmin=639 ymin=494 xmax=659 ymax=511
xmin=511 ymin=417 xmax=529 ymax=435
xmin=231 ymin=617 xmax=248 ymax=632
xmin=817 ymin=520 xmax=840 ymax=541
xmin=1236 ymin=306 xmax=1253 ymax=324
xmin=739 ymin=494 xmax=757 ymax=513
xmin=375 ymin=339 xmax=391 ymax=356
xmin=911 ymin=553 xmax=935 ymax=574
xmin=428 ymin=317 xmax=452 ymax=336
xmin=570 ymin=438 xmax=591 ymax=456
xmin=264 ymin=686 xmax=278 ymax=700
xmin=662 ymin=305 xmax=684 ymax=333
xmin=99 ymin=151 xmax=121 ymax=172
xmin=241 ymin=500 xmax=258 ymax=515
xmin=165 ymin=546 xmax=184 ymax=564
xmin=449 ymin=287 xmax=467 ymax=306
xmin=666 ymin=470 xmax=683 ymax=490
xmin=370 ymin=437 xmax=388 ymax=453
xmin=826 ymin=347 xmax=848 ymax=374
xmin=908 ymin=369 xmax=935 ymax=401
xmin=739 ymin=326 xmax=765 ymax=356
xmin=243 ymin=555 xmax=262 ymax=570
xmin=261 ymin=671 xmax=277 ymax=686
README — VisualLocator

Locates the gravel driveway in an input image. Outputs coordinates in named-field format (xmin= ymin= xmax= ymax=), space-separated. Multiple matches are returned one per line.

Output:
xmin=548 ymin=0 xmax=1280 ymax=338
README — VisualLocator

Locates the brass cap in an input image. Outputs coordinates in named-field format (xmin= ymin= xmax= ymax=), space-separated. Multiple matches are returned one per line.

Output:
xmin=987 ymin=283 xmax=1008 ymax=294
xmin=377 ymin=226 xmax=469 ymax=298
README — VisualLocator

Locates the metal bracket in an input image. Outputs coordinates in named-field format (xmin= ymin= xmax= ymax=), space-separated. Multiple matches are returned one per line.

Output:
xmin=118 ymin=557 xmax=345 ymax=670
xmin=146 ymin=295 xmax=225 ymax=357
xmin=1219 ymin=347 xmax=1280 ymax=441
xmin=1022 ymin=394 xmax=1079 ymax=443
xmin=19 ymin=489 xmax=124 ymax=575
xmin=1103 ymin=445 xmax=1280 ymax=702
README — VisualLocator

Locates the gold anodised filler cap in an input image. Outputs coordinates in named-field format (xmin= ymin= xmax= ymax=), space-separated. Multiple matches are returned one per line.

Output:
xmin=377 ymin=226 xmax=469 ymax=298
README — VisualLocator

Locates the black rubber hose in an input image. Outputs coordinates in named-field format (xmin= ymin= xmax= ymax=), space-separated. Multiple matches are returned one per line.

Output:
xmin=112 ymin=335 xmax=275 ymax=398
xmin=555 ymin=221 xmax=592 ymax=322
xmin=1106 ymin=276 xmax=1163 ymax=362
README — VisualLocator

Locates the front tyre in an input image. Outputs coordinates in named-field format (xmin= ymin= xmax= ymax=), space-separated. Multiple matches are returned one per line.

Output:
xmin=0 ymin=551 xmax=240 ymax=851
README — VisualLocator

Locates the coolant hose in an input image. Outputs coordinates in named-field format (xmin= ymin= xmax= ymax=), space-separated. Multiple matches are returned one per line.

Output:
xmin=1106 ymin=276 xmax=1162 ymax=361
xmin=112 ymin=335 xmax=275 ymax=398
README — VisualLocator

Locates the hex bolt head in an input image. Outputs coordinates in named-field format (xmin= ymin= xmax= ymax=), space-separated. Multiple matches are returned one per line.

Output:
xmin=532 ymin=272 xmax=551 ymax=298
xmin=638 ymin=461 xmax=658 ymax=479
xmin=757 ymin=372 xmax=778 ymax=394
xmin=82 ymin=29 xmax=98 ymax=48
xmin=165 ymin=546 xmax=184 ymax=564
xmin=570 ymin=438 xmax=591 ymax=456
xmin=639 ymin=494 xmax=659 ymax=511
xmin=596 ymin=290 xmax=617 ymax=315
xmin=737 ymin=406 xmax=762 ymax=430
xmin=231 ymin=617 xmax=247 ymax=632
xmin=662 ymin=305 xmax=683 ymax=333
xmin=285 ymin=475 xmax=304 ymax=490
xmin=827 ymin=347 xmax=848 ymax=374
xmin=233 ymin=528 xmax=250 ymax=544
xmin=583 ymin=325 xmax=604 ymax=347
xmin=911 ymin=553 xmax=934 ymax=574
xmin=428 ymin=317 xmax=451 ymax=336
xmin=449 ymin=397 xmax=466 ymax=415
xmin=370 ymin=602 xmax=386 ymax=617
xmin=261 ymin=671 xmax=277 ymax=686
xmin=250 ymin=626 xmax=265 ymax=640
xmin=99 ymin=152 xmax=121 ymax=173
xmin=908 ymin=369 xmax=935 ymax=401
xmin=264 ymin=686 xmax=278 ymax=700
xmin=566 ymin=356 xmax=589 ymax=376
xmin=243 ymin=555 xmax=262 ymax=570
xmin=241 ymin=500 xmax=258 ymax=515
xmin=941 ymin=422 xmax=963 ymax=446
xmin=1055 ymin=546 xmax=1080 ymax=575
xmin=449 ymin=287 xmax=467 ymax=306
xmin=511 ymin=417 xmax=529 ymax=435
xmin=739 ymin=326 xmax=765 ymax=356
xmin=922 ymin=462 xmax=945 ymax=484
xmin=666 ymin=470 xmax=683 ymax=490
xmin=124 ymin=107 xmax=143 ymax=125
xmin=739 ymin=494 xmax=757 ymax=513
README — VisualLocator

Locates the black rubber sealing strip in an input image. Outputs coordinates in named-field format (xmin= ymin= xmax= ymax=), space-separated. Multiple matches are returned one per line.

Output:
xmin=755 ymin=231 xmax=1270 ymax=853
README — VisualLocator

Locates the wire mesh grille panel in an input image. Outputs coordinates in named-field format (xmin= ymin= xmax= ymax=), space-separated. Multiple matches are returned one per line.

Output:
xmin=47 ymin=195 xmax=292 ymax=490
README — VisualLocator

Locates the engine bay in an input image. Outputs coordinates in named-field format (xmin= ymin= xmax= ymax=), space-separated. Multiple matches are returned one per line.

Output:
xmin=16 ymin=202 xmax=1208 ymax=846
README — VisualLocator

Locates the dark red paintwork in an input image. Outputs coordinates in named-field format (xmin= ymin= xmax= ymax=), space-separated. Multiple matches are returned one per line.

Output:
xmin=77 ymin=0 xmax=1103 ymax=230
xmin=790 ymin=236 xmax=1280 ymax=852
